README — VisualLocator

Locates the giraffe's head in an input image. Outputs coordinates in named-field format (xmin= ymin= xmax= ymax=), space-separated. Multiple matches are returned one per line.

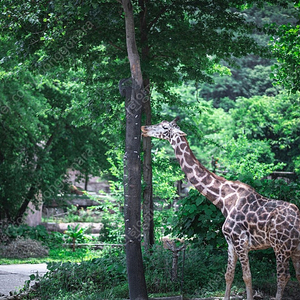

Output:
xmin=141 ymin=117 xmax=186 ymax=141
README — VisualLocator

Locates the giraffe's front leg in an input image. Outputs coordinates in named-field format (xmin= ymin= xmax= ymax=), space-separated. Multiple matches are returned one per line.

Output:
xmin=224 ymin=243 xmax=238 ymax=300
xmin=223 ymin=224 xmax=253 ymax=299
xmin=240 ymin=253 xmax=253 ymax=300
xmin=291 ymin=249 xmax=300 ymax=283
xmin=229 ymin=233 xmax=254 ymax=300
xmin=274 ymin=252 xmax=291 ymax=300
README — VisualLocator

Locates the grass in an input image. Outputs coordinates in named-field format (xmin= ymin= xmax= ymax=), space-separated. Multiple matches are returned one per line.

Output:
xmin=0 ymin=246 xmax=103 ymax=265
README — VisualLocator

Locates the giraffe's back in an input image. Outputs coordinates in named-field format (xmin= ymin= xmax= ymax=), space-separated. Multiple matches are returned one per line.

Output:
xmin=224 ymin=192 xmax=300 ymax=253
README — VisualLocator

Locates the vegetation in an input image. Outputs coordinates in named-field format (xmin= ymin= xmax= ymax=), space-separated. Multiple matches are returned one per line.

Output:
xmin=1 ymin=177 xmax=300 ymax=299
xmin=0 ymin=235 xmax=281 ymax=300
xmin=1 ymin=0 xmax=300 ymax=299
xmin=64 ymin=224 xmax=88 ymax=252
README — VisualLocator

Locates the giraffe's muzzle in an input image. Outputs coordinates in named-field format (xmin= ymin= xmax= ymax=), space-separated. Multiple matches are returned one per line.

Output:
xmin=141 ymin=126 xmax=148 ymax=137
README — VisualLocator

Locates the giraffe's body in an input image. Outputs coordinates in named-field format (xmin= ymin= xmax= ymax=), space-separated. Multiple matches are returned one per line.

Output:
xmin=141 ymin=118 xmax=300 ymax=300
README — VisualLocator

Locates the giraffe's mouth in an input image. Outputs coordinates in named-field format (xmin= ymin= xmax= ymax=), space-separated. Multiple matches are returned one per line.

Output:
xmin=141 ymin=126 xmax=148 ymax=137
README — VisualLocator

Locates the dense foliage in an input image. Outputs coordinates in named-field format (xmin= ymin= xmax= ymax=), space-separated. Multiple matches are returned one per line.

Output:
xmin=0 ymin=0 xmax=299 ymax=223
xmin=1 ymin=1 xmax=300 ymax=298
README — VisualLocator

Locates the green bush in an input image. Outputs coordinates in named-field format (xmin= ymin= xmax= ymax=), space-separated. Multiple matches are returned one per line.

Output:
xmin=1 ymin=223 xmax=65 ymax=248
xmin=64 ymin=224 xmax=88 ymax=252
xmin=27 ymin=244 xmax=229 ymax=299
xmin=47 ymin=231 xmax=65 ymax=247
xmin=1 ymin=224 xmax=47 ymax=242
xmin=30 ymin=248 xmax=128 ymax=299
xmin=144 ymin=244 xmax=179 ymax=294
xmin=144 ymin=244 xmax=227 ymax=296
xmin=173 ymin=189 xmax=226 ymax=249
xmin=98 ymin=213 xmax=124 ymax=243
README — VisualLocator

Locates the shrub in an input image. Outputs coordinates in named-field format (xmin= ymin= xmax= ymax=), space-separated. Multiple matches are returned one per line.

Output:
xmin=173 ymin=189 xmax=226 ymax=249
xmin=64 ymin=224 xmax=88 ymax=252
xmin=22 ymin=242 xmax=282 ymax=299
xmin=0 ymin=238 xmax=49 ymax=258
xmin=144 ymin=244 xmax=178 ymax=294
xmin=0 ymin=223 xmax=65 ymax=248
xmin=47 ymin=231 xmax=65 ymax=247
xmin=30 ymin=248 xmax=128 ymax=299
xmin=98 ymin=213 xmax=124 ymax=243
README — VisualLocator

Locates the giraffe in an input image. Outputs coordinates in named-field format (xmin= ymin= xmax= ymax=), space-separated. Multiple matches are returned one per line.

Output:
xmin=141 ymin=117 xmax=300 ymax=300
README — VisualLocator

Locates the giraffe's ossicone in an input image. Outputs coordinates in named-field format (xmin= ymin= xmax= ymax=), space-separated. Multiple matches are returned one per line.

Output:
xmin=142 ymin=117 xmax=300 ymax=300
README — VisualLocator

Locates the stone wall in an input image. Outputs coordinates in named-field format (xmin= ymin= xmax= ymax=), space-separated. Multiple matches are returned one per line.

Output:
xmin=24 ymin=201 xmax=42 ymax=227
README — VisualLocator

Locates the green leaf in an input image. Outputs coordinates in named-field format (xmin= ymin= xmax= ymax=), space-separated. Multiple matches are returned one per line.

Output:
xmin=196 ymin=197 xmax=204 ymax=206
xmin=29 ymin=274 xmax=36 ymax=280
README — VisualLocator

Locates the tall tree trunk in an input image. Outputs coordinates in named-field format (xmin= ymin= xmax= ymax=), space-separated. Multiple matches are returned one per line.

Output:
xmin=14 ymin=184 xmax=37 ymax=224
xmin=122 ymin=1 xmax=148 ymax=299
xmin=85 ymin=172 xmax=89 ymax=191
xmin=142 ymin=78 xmax=154 ymax=251
xmin=139 ymin=0 xmax=154 ymax=251
xmin=14 ymin=133 xmax=55 ymax=224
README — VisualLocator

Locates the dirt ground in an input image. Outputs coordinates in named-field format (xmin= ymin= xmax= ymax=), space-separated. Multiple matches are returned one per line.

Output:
xmin=256 ymin=281 xmax=300 ymax=300
xmin=226 ymin=281 xmax=300 ymax=300
xmin=191 ymin=281 xmax=300 ymax=300
xmin=276 ymin=281 xmax=300 ymax=300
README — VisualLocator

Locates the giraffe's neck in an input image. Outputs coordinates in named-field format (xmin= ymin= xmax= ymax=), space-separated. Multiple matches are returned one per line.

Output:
xmin=170 ymin=136 xmax=244 ymax=217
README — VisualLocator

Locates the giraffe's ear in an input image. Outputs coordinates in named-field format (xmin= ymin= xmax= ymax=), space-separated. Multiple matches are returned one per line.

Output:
xmin=171 ymin=116 xmax=186 ymax=135
xmin=171 ymin=116 xmax=180 ymax=125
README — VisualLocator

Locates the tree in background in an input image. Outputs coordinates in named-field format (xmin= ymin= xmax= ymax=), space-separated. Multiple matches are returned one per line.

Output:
xmin=0 ymin=0 xmax=295 ymax=240
xmin=269 ymin=2 xmax=300 ymax=92
xmin=0 ymin=36 xmax=111 ymax=222
xmin=2 ymin=2 xmax=300 ymax=298
xmin=197 ymin=2 xmax=298 ymax=109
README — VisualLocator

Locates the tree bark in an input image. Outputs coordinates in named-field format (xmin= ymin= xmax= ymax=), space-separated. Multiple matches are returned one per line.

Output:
xmin=13 ymin=133 xmax=55 ymax=224
xmin=122 ymin=0 xmax=148 ymax=299
xmin=142 ymin=78 xmax=154 ymax=251
xmin=14 ymin=184 xmax=38 ymax=224
xmin=139 ymin=0 xmax=154 ymax=251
